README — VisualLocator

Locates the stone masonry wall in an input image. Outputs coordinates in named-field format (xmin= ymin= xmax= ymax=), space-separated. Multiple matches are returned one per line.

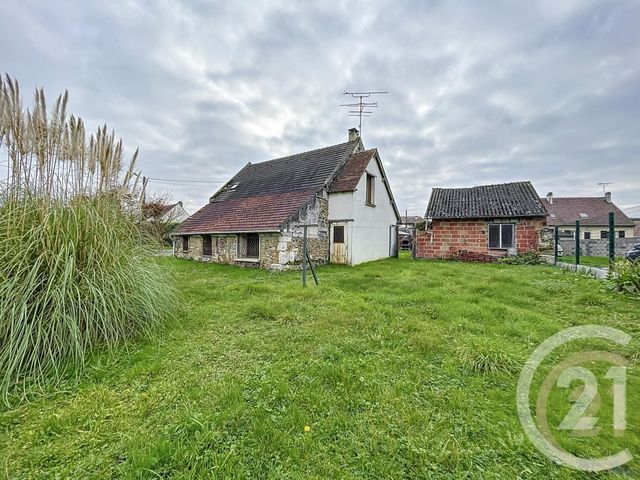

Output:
xmin=174 ymin=234 xmax=238 ymax=263
xmin=415 ymin=217 xmax=546 ymax=259
xmin=173 ymin=194 xmax=330 ymax=270
xmin=263 ymin=195 xmax=330 ymax=270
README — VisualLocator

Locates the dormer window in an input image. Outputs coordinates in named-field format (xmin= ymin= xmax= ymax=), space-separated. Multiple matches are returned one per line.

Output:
xmin=365 ymin=173 xmax=375 ymax=206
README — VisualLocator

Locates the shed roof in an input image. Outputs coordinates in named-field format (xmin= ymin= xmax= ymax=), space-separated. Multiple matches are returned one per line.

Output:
xmin=426 ymin=181 xmax=547 ymax=220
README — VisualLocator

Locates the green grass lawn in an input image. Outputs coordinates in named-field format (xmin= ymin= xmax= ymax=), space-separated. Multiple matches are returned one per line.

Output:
xmin=559 ymin=255 xmax=616 ymax=268
xmin=1 ymin=257 xmax=639 ymax=479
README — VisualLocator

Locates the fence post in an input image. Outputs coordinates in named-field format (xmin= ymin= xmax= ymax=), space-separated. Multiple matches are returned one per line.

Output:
xmin=608 ymin=211 xmax=615 ymax=267
xmin=575 ymin=220 xmax=580 ymax=266
xmin=554 ymin=226 xmax=559 ymax=265
xmin=302 ymin=225 xmax=308 ymax=286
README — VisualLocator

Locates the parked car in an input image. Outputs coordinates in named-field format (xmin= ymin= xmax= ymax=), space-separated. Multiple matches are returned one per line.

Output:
xmin=625 ymin=244 xmax=640 ymax=262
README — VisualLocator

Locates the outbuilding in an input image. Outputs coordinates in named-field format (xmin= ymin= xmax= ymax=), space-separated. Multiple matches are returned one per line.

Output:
xmin=415 ymin=181 xmax=547 ymax=259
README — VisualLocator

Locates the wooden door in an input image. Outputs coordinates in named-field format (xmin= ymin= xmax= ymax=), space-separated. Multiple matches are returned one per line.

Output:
xmin=331 ymin=224 xmax=347 ymax=264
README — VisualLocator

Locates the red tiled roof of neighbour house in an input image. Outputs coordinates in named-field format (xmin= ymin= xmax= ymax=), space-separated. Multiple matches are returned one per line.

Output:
xmin=174 ymin=140 xmax=361 ymax=234
xmin=174 ymin=190 xmax=317 ymax=233
xmin=541 ymin=197 xmax=635 ymax=226
xmin=328 ymin=149 xmax=377 ymax=192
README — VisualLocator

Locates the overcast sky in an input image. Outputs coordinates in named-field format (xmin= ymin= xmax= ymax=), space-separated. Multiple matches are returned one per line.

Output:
xmin=3 ymin=0 xmax=639 ymax=214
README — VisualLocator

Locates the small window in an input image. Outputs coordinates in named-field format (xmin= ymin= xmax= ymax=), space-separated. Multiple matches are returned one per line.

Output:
xmin=333 ymin=225 xmax=345 ymax=244
xmin=202 ymin=235 xmax=212 ymax=256
xmin=182 ymin=235 xmax=189 ymax=252
xmin=600 ymin=231 xmax=608 ymax=239
xmin=488 ymin=224 xmax=515 ymax=249
xmin=365 ymin=173 xmax=375 ymax=205
xmin=237 ymin=233 xmax=259 ymax=259
xmin=584 ymin=231 xmax=591 ymax=239
xmin=579 ymin=213 xmax=589 ymax=218
xmin=619 ymin=230 xmax=626 ymax=238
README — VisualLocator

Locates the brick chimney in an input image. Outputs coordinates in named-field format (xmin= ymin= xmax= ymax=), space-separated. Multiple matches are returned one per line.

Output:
xmin=546 ymin=192 xmax=553 ymax=204
xmin=605 ymin=191 xmax=612 ymax=203
xmin=348 ymin=128 xmax=360 ymax=142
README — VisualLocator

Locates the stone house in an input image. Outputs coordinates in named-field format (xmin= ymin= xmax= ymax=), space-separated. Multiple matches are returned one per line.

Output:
xmin=541 ymin=192 xmax=636 ymax=240
xmin=415 ymin=181 xmax=547 ymax=259
xmin=172 ymin=129 xmax=400 ymax=269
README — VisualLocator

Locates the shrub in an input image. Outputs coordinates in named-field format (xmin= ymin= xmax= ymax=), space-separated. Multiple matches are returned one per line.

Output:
xmin=498 ymin=251 xmax=544 ymax=265
xmin=0 ymin=76 xmax=175 ymax=401
xmin=608 ymin=260 xmax=640 ymax=296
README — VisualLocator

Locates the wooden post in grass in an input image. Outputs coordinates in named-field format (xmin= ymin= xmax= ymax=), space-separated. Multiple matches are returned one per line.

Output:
xmin=302 ymin=225 xmax=308 ymax=286
xmin=609 ymin=212 xmax=615 ymax=267
xmin=306 ymin=250 xmax=319 ymax=285
xmin=575 ymin=220 xmax=580 ymax=266
xmin=554 ymin=226 xmax=559 ymax=265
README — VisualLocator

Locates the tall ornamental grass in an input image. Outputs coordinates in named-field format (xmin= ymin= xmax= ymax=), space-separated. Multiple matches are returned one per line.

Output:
xmin=0 ymin=76 xmax=175 ymax=401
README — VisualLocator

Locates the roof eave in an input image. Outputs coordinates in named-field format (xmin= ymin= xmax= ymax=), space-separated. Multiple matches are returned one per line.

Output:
xmin=171 ymin=228 xmax=280 ymax=236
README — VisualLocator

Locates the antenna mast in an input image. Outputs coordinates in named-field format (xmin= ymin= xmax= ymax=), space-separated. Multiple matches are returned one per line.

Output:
xmin=597 ymin=182 xmax=612 ymax=195
xmin=341 ymin=90 xmax=388 ymax=134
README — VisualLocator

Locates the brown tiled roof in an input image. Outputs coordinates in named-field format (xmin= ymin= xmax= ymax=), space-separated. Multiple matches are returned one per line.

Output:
xmin=541 ymin=197 xmax=635 ymax=226
xmin=174 ymin=140 xmax=360 ymax=234
xmin=174 ymin=190 xmax=316 ymax=233
xmin=328 ymin=149 xmax=376 ymax=193
xmin=426 ymin=181 xmax=547 ymax=219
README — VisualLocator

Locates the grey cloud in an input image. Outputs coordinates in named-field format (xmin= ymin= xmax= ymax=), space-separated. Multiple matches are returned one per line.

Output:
xmin=2 ymin=0 xmax=639 ymax=214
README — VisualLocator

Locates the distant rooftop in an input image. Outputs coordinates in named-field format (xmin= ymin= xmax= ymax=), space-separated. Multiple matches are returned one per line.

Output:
xmin=541 ymin=195 xmax=634 ymax=226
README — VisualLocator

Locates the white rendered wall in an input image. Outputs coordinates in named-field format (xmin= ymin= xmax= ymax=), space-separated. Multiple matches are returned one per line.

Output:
xmin=328 ymin=155 xmax=398 ymax=265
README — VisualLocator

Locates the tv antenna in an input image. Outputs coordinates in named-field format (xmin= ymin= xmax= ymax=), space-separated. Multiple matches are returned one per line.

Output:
xmin=597 ymin=182 xmax=612 ymax=195
xmin=341 ymin=90 xmax=388 ymax=134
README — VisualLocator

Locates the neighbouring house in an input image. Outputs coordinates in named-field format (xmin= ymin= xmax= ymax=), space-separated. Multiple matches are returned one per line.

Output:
xmin=142 ymin=201 xmax=191 ymax=245
xmin=172 ymin=129 xmax=400 ymax=269
xmin=541 ymin=192 xmax=636 ymax=239
xmin=623 ymin=205 xmax=640 ymax=237
xmin=400 ymin=215 xmax=424 ymax=229
xmin=415 ymin=181 xmax=547 ymax=259
xmin=144 ymin=201 xmax=191 ymax=224
xmin=398 ymin=215 xmax=423 ymax=251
